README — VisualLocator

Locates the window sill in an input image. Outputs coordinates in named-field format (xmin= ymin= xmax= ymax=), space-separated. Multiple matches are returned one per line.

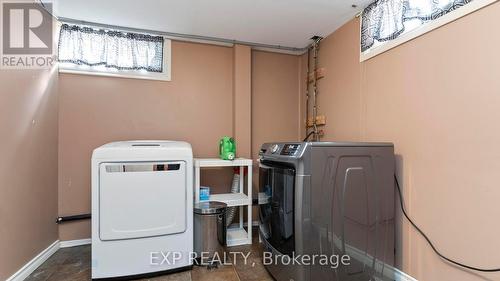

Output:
xmin=360 ymin=0 xmax=498 ymax=62
xmin=58 ymin=67 xmax=171 ymax=81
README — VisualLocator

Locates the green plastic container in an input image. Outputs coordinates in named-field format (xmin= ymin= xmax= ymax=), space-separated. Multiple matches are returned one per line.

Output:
xmin=219 ymin=137 xmax=236 ymax=160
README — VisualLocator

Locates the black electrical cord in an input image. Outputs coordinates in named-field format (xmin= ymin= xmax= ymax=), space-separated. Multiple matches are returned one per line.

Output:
xmin=395 ymin=175 xmax=500 ymax=272
xmin=303 ymin=131 xmax=315 ymax=142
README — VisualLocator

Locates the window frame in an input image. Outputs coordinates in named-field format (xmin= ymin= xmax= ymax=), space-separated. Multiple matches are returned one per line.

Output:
xmin=360 ymin=0 xmax=498 ymax=62
xmin=57 ymin=24 xmax=172 ymax=81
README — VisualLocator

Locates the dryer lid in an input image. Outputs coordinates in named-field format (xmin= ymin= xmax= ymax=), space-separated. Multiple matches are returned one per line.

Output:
xmin=92 ymin=140 xmax=193 ymax=161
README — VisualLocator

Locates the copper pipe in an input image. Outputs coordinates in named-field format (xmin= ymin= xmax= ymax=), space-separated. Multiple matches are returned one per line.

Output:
xmin=305 ymin=48 xmax=311 ymax=138
xmin=311 ymin=36 xmax=322 ymax=141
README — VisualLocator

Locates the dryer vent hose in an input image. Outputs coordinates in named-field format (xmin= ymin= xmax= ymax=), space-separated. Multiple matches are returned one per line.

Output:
xmin=226 ymin=169 xmax=241 ymax=227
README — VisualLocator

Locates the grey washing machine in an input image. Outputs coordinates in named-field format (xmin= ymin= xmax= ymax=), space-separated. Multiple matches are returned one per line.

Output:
xmin=258 ymin=142 xmax=395 ymax=281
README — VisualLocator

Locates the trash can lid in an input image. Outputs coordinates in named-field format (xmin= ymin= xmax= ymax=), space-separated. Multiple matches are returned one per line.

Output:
xmin=194 ymin=201 xmax=227 ymax=215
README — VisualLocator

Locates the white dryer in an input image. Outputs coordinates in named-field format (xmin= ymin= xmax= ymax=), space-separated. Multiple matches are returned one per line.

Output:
xmin=91 ymin=141 xmax=193 ymax=279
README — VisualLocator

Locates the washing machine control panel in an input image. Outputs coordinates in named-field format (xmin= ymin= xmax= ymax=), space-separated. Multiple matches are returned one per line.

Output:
xmin=280 ymin=144 xmax=301 ymax=156
xmin=259 ymin=143 xmax=304 ymax=158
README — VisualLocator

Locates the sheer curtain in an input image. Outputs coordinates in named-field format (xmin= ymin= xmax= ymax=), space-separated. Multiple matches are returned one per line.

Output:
xmin=58 ymin=24 xmax=164 ymax=72
xmin=361 ymin=0 xmax=473 ymax=52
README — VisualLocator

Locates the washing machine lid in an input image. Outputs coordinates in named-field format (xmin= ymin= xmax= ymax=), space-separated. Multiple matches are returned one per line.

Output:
xmin=98 ymin=161 xmax=187 ymax=241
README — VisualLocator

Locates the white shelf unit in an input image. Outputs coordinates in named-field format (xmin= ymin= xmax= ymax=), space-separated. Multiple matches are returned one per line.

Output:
xmin=194 ymin=158 xmax=253 ymax=246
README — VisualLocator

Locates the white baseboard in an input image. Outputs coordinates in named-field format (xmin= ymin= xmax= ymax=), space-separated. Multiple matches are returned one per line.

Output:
xmin=59 ymin=238 xmax=91 ymax=248
xmin=339 ymin=239 xmax=418 ymax=281
xmin=6 ymin=238 xmax=93 ymax=281
xmin=393 ymin=268 xmax=418 ymax=281
xmin=6 ymin=240 xmax=60 ymax=281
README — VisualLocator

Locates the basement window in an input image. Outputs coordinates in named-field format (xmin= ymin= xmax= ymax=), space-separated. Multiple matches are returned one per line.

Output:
xmin=58 ymin=24 xmax=171 ymax=81
xmin=360 ymin=0 xmax=496 ymax=61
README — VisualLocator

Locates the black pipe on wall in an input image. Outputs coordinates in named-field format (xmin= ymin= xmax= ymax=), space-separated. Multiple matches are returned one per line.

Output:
xmin=56 ymin=214 xmax=91 ymax=224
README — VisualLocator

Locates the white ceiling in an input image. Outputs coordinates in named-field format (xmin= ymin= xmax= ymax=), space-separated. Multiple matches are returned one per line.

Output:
xmin=54 ymin=0 xmax=372 ymax=49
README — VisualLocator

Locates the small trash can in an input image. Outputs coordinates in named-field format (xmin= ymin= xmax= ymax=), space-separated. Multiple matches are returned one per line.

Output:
xmin=194 ymin=201 xmax=227 ymax=262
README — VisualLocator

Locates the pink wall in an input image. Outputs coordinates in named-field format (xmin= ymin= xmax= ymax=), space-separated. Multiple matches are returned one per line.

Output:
xmin=251 ymin=50 xmax=302 ymax=162
xmin=58 ymin=42 xmax=302 ymax=240
xmin=316 ymin=3 xmax=500 ymax=280
xmin=234 ymin=45 xmax=253 ymax=158
xmin=0 ymin=67 xmax=59 ymax=280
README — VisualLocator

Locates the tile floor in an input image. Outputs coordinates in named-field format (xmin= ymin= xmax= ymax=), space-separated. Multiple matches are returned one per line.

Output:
xmin=25 ymin=235 xmax=273 ymax=281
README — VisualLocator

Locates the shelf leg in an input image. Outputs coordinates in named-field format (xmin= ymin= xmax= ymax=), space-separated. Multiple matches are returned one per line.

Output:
xmin=239 ymin=166 xmax=244 ymax=193
xmin=247 ymin=164 xmax=252 ymax=244
xmin=194 ymin=166 xmax=200 ymax=204
xmin=239 ymin=206 xmax=243 ymax=229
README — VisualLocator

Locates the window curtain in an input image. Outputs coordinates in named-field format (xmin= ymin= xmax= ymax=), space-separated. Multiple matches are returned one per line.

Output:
xmin=361 ymin=0 xmax=473 ymax=52
xmin=58 ymin=24 xmax=164 ymax=72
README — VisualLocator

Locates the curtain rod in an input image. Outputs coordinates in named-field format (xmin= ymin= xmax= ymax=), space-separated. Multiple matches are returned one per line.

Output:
xmin=58 ymin=17 xmax=309 ymax=54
